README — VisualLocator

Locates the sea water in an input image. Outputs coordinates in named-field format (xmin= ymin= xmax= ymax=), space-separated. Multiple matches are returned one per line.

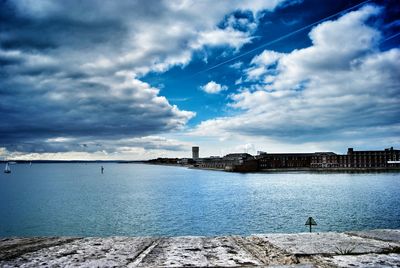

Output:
xmin=0 ymin=163 xmax=399 ymax=237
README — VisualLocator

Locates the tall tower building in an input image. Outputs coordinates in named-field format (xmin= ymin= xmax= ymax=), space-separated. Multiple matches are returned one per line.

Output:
xmin=192 ymin=146 xmax=199 ymax=159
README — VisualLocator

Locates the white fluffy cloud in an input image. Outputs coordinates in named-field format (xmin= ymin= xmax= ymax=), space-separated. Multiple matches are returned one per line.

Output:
xmin=201 ymin=81 xmax=228 ymax=94
xmin=190 ymin=28 xmax=252 ymax=51
xmin=192 ymin=5 xmax=400 ymax=149
xmin=245 ymin=50 xmax=284 ymax=81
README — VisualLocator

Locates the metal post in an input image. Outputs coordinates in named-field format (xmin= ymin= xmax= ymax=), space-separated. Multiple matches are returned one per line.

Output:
xmin=305 ymin=217 xmax=317 ymax=233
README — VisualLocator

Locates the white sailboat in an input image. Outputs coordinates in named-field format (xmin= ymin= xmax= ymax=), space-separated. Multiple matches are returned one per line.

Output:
xmin=4 ymin=162 xmax=11 ymax=173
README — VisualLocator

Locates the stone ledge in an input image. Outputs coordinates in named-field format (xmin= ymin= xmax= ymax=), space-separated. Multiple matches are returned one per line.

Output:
xmin=0 ymin=229 xmax=399 ymax=267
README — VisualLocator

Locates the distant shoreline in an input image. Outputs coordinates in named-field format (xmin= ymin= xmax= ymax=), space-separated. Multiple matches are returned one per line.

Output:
xmin=0 ymin=160 xmax=146 ymax=164
xmin=2 ymin=161 xmax=400 ymax=173
xmin=142 ymin=162 xmax=400 ymax=173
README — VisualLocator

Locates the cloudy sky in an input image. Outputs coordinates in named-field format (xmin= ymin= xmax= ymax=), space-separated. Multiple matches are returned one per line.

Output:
xmin=1 ymin=0 xmax=399 ymax=160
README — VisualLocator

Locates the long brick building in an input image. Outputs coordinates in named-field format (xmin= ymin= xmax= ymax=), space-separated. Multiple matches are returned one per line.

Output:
xmin=255 ymin=147 xmax=400 ymax=170
xmin=256 ymin=153 xmax=313 ymax=169
xmin=310 ymin=147 xmax=400 ymax=169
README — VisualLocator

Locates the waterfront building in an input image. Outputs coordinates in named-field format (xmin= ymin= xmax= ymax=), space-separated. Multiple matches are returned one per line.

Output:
xmin=256 ymin=153 xmax=314 ymax=169
xmin=310 ymin=147 xmax=400 ymax=169
xmin=310 ymin=152 xmax=338 ymax=168
xmin=343 ymin=147 xmax=400 ymax=168
xmin=147 ymin=147 xmax=400 ymax=171
xmin=177 ymin=158 xmax=195 ymax=165
xmin=197 ymin=153 xmax=258 ymax=172
xmin=192 ymin=146 xmax=199 ymax=159
xmin=256 ymin=147 xmax=400 ymax=170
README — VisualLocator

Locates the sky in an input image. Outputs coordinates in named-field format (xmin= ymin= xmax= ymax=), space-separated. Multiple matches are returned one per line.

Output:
xmin=0 ymin=0 xmax=399 ymax=160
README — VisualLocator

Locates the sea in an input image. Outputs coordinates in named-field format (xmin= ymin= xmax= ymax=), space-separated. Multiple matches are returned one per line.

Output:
xmin=0 ymin=163 xmax=399 ymax=237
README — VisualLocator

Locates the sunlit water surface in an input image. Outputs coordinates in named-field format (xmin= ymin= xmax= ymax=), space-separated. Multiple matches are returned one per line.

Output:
xmin=1 ymin=163 xmax=399 ymax=237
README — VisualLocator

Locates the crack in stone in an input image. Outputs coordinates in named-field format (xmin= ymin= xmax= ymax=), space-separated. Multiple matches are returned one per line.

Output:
xmin=127 ymin=238 xmax=161 ymax=267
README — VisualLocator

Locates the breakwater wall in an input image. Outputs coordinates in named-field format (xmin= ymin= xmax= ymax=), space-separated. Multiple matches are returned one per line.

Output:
xmin=191 ymin=166 xmax=400 ymax=173
xmin=1 ymin=229 xmax=399 ymax=267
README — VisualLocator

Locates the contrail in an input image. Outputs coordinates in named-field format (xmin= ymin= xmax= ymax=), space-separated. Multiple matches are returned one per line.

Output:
xmin=381 ymin=32 xmax=400 ymax=43
xmin=193 ymin=0 xmax=373 ymax=76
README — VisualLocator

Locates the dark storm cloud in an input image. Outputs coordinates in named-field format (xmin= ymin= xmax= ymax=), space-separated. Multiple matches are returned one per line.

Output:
xmin=0 ymin=52 xmax=23 ymax=66
xmin=0 ymin=0 xmax=196 ymax=152
xmin=1 ymin=18 xmax=127 ymax=51
xmin=0 ymin=74 xmax=191 ymax=142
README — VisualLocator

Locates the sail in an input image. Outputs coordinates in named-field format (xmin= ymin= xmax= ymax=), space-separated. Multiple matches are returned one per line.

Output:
xmin=4 ymin=163 xmax=11 ymax=173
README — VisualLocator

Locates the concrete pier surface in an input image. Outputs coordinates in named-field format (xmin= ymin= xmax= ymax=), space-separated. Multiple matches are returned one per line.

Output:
xmin=0 ymin=229 xmax=399 ymax=267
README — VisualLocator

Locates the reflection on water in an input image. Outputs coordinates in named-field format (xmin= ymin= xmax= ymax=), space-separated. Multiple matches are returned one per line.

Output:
xmin=0 ymin=163 xmax=399 ymax=237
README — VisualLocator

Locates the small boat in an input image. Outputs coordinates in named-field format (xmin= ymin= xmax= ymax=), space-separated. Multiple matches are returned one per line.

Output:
xmin=4 ymin=162 xmax=11 ymax=173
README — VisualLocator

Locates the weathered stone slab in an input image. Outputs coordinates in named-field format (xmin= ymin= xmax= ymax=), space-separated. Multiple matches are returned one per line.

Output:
xmin=0 ymin=237 xmax=157 ymax=267
xmin=0 ymin=231 xmax=399 ymax=267
xmin=347 ymin=229 xmax=400 ymax=242
xmin=251 ymin=232 xmax=399 ymax=255
xmin=0 ymin=237 xmax=79 ymax=260
xmin=137 ymin=236 xmax=263 ymax=267
xmin=324 ymin=253 xmax=400 ymax=267
xmin=267 ymin=265 xmax=316 ymax=268
xmin=237 ymin=236 xmax=300 ymax=266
